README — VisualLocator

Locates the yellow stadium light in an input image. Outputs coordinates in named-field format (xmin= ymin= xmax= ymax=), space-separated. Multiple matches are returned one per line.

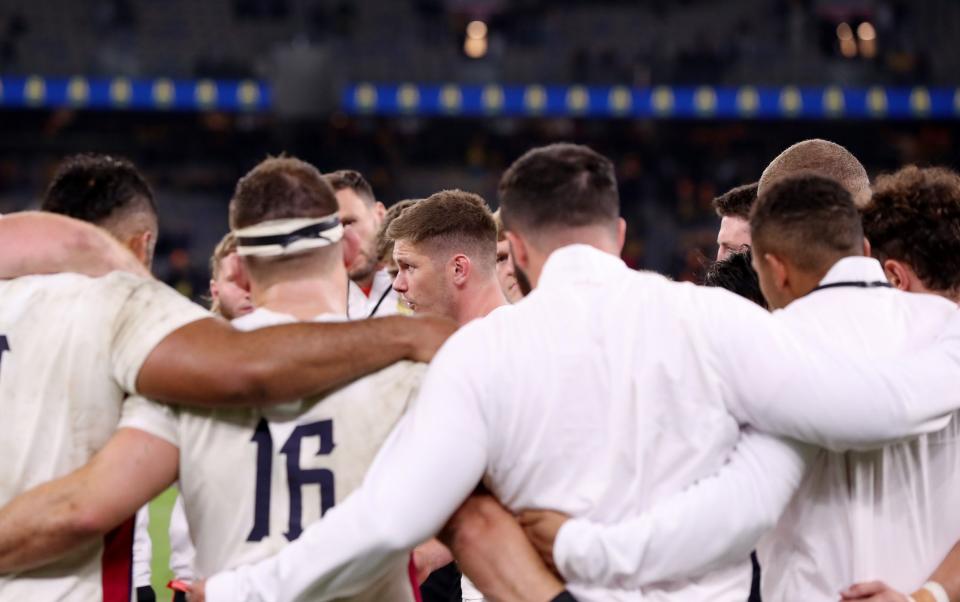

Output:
xmin=153 ymin=78 xmax=175 ymax=107
xmin=736 ymin=86 xmax=759 ymax=116
xmin=567 ymin=86 xmax=589 ymax=113
xmin=25 ymin=76 xmax=45 ymax=105
xmin=238 ymin=80 xmax=261 ymax=108
xmin=464 ymin=36 xmax=488 ymax=58
xmin=466 ymin=21 xmax=488 ymax=40
xmin=440 ymin=84 xmax=462 ymax=113
xmin=397 ymin=84 xmax=420 ymax=112
xmin=482 ymin=84 xmax=504 ymax=113
xmin=524 ymin=85 xmax=546 ymax=114
xmin=609 ymin=86 xmax=632 ymax=115
xmin=652 ymin=86 xmax=674 ymax=115
xmin=779 ymin=86 xmax=802 ymax=116
xmin=110 ymin=78 xmax=132 ymax=106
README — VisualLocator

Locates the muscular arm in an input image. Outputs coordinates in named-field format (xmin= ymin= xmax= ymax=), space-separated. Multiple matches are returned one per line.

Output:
xmin=0 ymin=212 xmax=148 ymax=278
xmin=136 ymin=313 xmax=453 ymax=407
xmin=0 ymin=429 xmax=178 ymax=573
xmin=522 ymin=429 xmax=811 ymax=589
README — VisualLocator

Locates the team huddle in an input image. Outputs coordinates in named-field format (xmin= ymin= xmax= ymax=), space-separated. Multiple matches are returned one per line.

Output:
xmin=0 ymin=139 xmax=958 ymax=602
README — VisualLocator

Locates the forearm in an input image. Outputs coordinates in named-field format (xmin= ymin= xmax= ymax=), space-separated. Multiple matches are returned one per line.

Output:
xmin=916 ymin=540 xmax=960 ymax=602
xmin=0 ymin=475 xmax=103 ymax=573
xmin=555 ymin=431 xmax=810 ymax=588
xmin=0 ymin=429 xmax=177 ymax=574
xmin=138 ymin=315 xmax=429 ymax=407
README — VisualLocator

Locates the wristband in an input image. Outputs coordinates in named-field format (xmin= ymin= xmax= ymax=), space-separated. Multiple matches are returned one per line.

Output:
xmin=923 ymin=581 xmax=950 ymax=602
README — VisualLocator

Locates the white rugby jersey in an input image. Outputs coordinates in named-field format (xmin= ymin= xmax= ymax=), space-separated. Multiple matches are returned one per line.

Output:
xmin=119 ymin=307 xmax=425 ymax=602
xmin=548 ymin=258 xmax=960 ymax=600
xmin=0 ymin=272 xmax=209 ymax=601
xmin=206 ymin=245 xmax=960 ymax=602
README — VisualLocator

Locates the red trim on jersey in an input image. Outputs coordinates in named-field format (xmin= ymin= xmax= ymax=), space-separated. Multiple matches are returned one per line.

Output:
xmin=102 ymin=516 xmax=135 ymax=602
xmin=408 ymin=554 xmax=423 ymax=602
xmin=360 ymin=283 xmax=373 ymax=297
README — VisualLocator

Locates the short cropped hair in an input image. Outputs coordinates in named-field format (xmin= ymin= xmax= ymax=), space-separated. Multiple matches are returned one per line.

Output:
xmin=376 ymin=199 xmax=419 ymax=261
xmin=387 ymin=190 xmax=497 ymax=270
xmin=498 ymin=143 xmax=619 ymax=233
xmin=862 ymin=165 xmax=960 ymax=295
xmin=324 ymin=169 xmax=376 ymax=205
xmin=750 ymin=173 xmax=863 ymax=272
xmin=712 ymin=183 xmax=758 ymax=219
xmin=42 ymin=154 xmax=156 ymax=225
xmin=229 ymin=157 xmax=339 ymax=230
xmin=759 ymin=139 xmax=871 ymax=208
xmin=703 ymin=250 xmax=767 ymax=309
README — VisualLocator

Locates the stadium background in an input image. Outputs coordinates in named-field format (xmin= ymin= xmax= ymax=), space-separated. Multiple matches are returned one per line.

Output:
xmin=0 ymin=0 xmax=957 ymax=598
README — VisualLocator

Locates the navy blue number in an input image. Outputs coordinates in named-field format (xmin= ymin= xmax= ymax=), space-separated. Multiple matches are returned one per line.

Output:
xmin=246 ymin=419 xmax=273 ymax=541
xmin=0 ymin=334 xmax=10 ymax=376
xmin=0 ymin=335 xmax=9 ymax=375
xmin=280 ymin=420 xmax=335 ymax=540
xmin=247 ymin=418 xmax=336 ymax=542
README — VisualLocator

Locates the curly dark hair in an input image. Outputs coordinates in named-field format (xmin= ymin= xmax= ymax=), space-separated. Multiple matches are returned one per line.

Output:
xmin=862 ymin=165 xmax=960 ymax=295
xmin=42 ymin=154 xmax=155 ymax=224
xmin=712 ymin=182 xmax=758 ymax=219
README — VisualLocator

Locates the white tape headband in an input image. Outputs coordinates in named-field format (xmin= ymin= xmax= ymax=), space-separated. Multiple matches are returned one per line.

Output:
xmin=235 ymin=215 xmax=343 ymax=257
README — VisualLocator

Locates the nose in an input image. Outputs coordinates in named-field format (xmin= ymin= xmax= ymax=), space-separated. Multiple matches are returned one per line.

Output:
xmin=392 ymin=271 xmax=406 ymax=293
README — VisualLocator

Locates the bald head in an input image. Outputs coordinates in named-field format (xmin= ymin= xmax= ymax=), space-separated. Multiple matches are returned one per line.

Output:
xmin=759 ymin=139 xmax=871 ymax=208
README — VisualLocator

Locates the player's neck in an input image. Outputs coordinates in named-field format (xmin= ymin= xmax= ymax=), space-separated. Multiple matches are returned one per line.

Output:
xmin=253 ymin=275 xmax=348 ymax=321
xmin=455 ymin=277 xmax=508 ymax=325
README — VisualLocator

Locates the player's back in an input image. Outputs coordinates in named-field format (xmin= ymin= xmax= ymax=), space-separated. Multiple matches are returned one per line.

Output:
xmin=760 ymin=257 xmax=960 ymax=600
xmin=0 ymin=272 xmax=208 ymax=601
xmin=121 ymin=308 xmax=425 ymax=601
xmin=474 ymin=245 xmax=749 ymax=601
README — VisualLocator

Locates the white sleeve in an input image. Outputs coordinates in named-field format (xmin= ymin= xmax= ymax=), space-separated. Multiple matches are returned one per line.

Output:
xmin=698 ymin=287 xmax=960 ymax=450
xmin=132 ymin=505 xmax=153 ymax=588
xmin=554 ymin=429 xmax=811 ymax=589
xmin=206 ymin=325 xmax=494 ymax=602
xmin=109 ymin=276 xmax=212 ymax=395
xmin=119 ymin=395 xmax=181 ymax=448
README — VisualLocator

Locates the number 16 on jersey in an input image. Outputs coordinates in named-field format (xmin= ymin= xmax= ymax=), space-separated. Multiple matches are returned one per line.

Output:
xmin=247 ymin=417 xmax=336 ymax=542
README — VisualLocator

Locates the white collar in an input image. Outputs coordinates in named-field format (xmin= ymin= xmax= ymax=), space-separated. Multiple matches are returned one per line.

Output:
xmin=817 ymin=256 xmax=888 ymax=287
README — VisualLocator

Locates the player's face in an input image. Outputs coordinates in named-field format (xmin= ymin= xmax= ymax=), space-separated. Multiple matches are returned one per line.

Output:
xmin=716 ymin=216 xmax=751 ymax=261
xmin=392 ymin=239 xmax=454 ymax=318
xmin=211 ymin=252 xmax=254 ymax=320
xmin=336 ymin=188 xmax=383 ymax=283
xmin=496 ymin=239 xmax=523 ymax=303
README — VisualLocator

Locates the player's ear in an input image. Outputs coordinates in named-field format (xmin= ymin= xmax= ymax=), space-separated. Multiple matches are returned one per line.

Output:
xmin=862 ymin=236 xmax=871 ymax=258
xmin=882 ymin=259 xmax=911 ymax=292
xmin=763 ymin=252 xmax=789 ymax=290
xmin=615 ymin=218 xmax=627 ymax=253
xmin=372 ymin=201 xmax=387 ymax=222
xmin=505 ymin=231 xmax=529 ymax=270
xmin=125 ymin=230 xmax=154 ymax=269
xmin=451 ymin=254 xmax=470 ymax=286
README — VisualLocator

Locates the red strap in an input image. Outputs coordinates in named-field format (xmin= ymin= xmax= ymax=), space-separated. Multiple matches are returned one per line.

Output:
xmin=101 ymin=516 xmax=135 ymax=602
xmin=408 ymin=554 xmax=423 ymax=602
